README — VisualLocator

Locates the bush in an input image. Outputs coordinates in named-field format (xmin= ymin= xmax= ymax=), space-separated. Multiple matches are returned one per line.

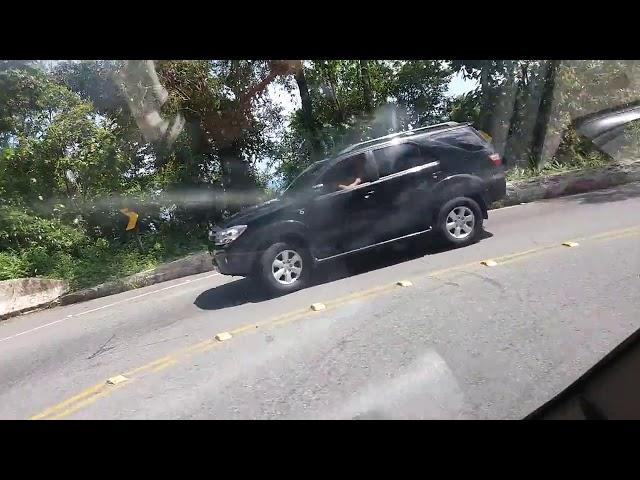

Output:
xmin=0 ymin=205 xmax=87 ymax=254
xmin=0 ymin=204 xmax=208 ymax=289
xmin=0 ymin=252 xmax=28 ymax=280
xmin=553 ymin=126 xmax=610 ymax=167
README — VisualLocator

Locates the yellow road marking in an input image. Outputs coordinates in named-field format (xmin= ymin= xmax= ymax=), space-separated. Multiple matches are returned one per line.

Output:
xmin=47 ymin=382 xmax=130 ymax=420
xmin=579 ymin=226 xmax=640 ymax=242
xmin=184 ymin=340 xmax=216 ymax=355
xmin=183 ymin=339 xmax=216 ymax=354
xmin=30 ymin=382 xmax=105 ymax=420
xmin=592 ymin=229 xmax=640 ymax=242
xmin=124 ymin=355 xmax=176 ymax=377
xmin=151 ymin=359 xmax=178 ymax=373
xmin=229 ymin=323 xmax=261 ymax=336
xmin=30 ymin=225 xmax=640 ymax=420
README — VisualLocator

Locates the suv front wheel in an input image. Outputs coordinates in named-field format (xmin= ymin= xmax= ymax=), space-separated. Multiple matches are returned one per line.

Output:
xmin=436 ymin=197 xmax=483 ymax=247
xmin=257 ymin=241 xmax=312 ymax=295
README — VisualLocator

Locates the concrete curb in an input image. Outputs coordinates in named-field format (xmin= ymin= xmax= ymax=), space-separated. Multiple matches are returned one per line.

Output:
xmin=493 ymin=159 xmax=640 ymax=208
xmin=58 ymin=252 xmax=215 ymax=306
xmin=0 ymin=252 xmax=215 ymax=322
xmin=0 ymin=278 xmax=69 ymax=320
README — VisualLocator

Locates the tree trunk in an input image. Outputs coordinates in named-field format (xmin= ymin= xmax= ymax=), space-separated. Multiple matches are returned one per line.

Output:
xmin=491 ymin=60 xmax=518 ymax=156
xmin=478 ymin=60 xmax=493 ymax=134
xmin=360 ymin=60 xmax=374 ymax=113
xmin=321 ymin=61 xmax=344 ymax=123
xmin=219 ymin=141 xmax=255 ymax=212
xmin=508 ymin=65 xmax=527 ymax=131
xmin=530 ymin=60 xmax=560 ymax=168
xmin=294 ymin=61 xmax=323 ymax=161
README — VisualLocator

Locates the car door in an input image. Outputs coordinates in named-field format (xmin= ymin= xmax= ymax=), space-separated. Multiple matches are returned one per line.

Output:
xmin=307 ymin=152 xmax=380 ymax=258
xmin=369 ymin=141 xmax=440 ymax=240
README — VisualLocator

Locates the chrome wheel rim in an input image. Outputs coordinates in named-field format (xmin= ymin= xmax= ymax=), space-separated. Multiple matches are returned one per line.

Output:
xmin=272 ymin=249 xmax=303 ymax=285
xmin=446 ymin=206 xmax=475 ymax=239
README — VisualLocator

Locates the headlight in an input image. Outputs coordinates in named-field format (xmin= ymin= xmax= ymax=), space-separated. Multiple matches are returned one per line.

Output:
xmin=211 ymin=225 xmax=247 ymax=245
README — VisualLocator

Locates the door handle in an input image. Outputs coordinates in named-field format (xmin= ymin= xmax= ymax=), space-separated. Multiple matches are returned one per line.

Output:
xmin=363 ymin=190 xmax=375 ymax=199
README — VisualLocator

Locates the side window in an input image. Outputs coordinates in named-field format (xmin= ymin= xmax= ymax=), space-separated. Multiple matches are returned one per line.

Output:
xmin=432 ymin=129 xmax=487 ymax=152
xmin=372 ymin=143 xmax=425 ymax=178
xmin=321 ymin=153 xmax=376 ymax=192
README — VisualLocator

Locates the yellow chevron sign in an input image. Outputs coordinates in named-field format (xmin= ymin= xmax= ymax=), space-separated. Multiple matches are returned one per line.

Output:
xmin=119 ymin=208 xmax=139 ymax=231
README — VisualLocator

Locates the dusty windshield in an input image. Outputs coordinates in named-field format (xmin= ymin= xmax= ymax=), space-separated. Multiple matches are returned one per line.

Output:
xmin=2 ymin=59 xmax=640 ymax=421
xmin=281 ymin=160 xmax=326 ymax=197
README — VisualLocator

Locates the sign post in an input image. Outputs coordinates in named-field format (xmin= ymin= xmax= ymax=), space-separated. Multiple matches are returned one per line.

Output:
xmin=119 ymin=208 xmax=144 ymax=253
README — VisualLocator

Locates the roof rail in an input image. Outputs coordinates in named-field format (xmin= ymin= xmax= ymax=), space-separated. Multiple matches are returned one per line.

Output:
xmin=337 ymin=122 xmax=463 ymax=155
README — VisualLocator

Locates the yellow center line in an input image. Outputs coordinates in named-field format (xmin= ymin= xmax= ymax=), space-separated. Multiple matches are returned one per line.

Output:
xmin=124 ymin=355 xmax=176 ymax=377
xmin=29 ymin=382 xmax=106 ymax=420
xmin=46 ymin=382 xmax=130 ymax=420
xmin=30 ymin=225 xmax=640 ymax=420
xmin=591 ymin=229 xmax=640 ymax=242
xmin=151 ymin=359 xmax=178 ymax=373
xmin=577 ymin=225 xmax=640 ymax=242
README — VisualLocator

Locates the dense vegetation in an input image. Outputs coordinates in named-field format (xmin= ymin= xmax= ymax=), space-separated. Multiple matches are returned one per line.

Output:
xmin=1 ymin=59 xmax=638 ymax=288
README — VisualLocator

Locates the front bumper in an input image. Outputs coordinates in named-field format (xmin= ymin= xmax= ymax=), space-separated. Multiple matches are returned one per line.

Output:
xmin=211 ymin=248 xmax=256 ymax=276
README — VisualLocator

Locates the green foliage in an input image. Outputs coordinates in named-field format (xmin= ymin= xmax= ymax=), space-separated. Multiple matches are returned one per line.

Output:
xmin=506 ymin=132 xmax=611 ymax=182
xmin=390 ymin=60 xmax=451 ymax=126
xmin=447 ymin=90 xmax=481 ymax=123
xmin=451 ymin=59 xmax=640 ymax=168
xmin=276 ymin=60 xmax=453 ymax=186
xmin=0 ymin=252 xmax=28 ymax=280
xmin=0 ymin=67 xmax=137 ymax=214
xmin=0 ymin=207 xmax=208 ymax=288
xmin=0 ymin=205 xmax=86 ymax=253
xmin=621 ymin=121 xmax=640 ymax=158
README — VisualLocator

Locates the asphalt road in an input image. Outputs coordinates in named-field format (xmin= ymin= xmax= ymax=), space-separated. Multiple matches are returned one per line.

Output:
xmin=2 ymin=182 xmax=640 ymax=419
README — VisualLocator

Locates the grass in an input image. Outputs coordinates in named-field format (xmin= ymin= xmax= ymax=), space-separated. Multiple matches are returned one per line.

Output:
xmin=0 ymin=229 xmax=208 ymax=291
xmin=506 ymin=151 xmax=611 ymax=182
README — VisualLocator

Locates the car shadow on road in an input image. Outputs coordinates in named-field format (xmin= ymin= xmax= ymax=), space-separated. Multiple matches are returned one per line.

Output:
xmin=194 ymin=277 xmax=270 ymax=310
xmin=194 ymin=230 xmax=493 ymax=312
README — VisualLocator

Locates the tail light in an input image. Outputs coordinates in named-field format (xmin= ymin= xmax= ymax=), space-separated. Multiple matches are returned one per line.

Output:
xmin=489 ymin=153 xmax=502 ymax=166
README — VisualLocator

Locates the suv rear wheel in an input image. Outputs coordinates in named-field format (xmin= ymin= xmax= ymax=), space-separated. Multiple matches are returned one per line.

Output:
xmin=436 ymin=197 xmax=483 ymax=247
xmin=257 ymin=241 xmax=312 ymax=295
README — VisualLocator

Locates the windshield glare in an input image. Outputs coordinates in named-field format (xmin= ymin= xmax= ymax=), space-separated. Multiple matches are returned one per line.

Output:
xmin=282 ymin=161 xmax=326 ymax=196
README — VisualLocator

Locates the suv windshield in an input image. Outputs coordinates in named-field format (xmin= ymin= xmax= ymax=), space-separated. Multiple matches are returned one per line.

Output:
xmin=281 ymin=161 xmax=326 ymax=196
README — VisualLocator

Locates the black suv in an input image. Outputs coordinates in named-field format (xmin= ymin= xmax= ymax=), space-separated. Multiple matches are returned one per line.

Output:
xmin=209 ymin=122 xmax=506 ymax=293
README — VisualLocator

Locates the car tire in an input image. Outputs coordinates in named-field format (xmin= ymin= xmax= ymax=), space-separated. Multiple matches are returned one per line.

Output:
xmin=257 ymin=241 xmax=312 ymax=295
xmin=436 ymin=197 xmax=483 ymax=247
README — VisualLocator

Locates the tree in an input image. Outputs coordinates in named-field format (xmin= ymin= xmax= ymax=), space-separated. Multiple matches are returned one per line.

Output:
xmin=292 ymin=60 xmax=323 ymax=162
xmin=391 ymin=60 xmax=452 ymax=127
xmin=0 ymin=66 xmax=142 ymax=240
xmin=156 ymin=60 xmax=297 ymax=210
xmin=446 ymin=90 xmax=481 ymax=123
xmin=275 ymin=60 xmax=452 ymax=185
xmin=360 ymin=60 xmax=374 ymax=113
xmin=530 ymin=60 xmax=560 ymax=167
